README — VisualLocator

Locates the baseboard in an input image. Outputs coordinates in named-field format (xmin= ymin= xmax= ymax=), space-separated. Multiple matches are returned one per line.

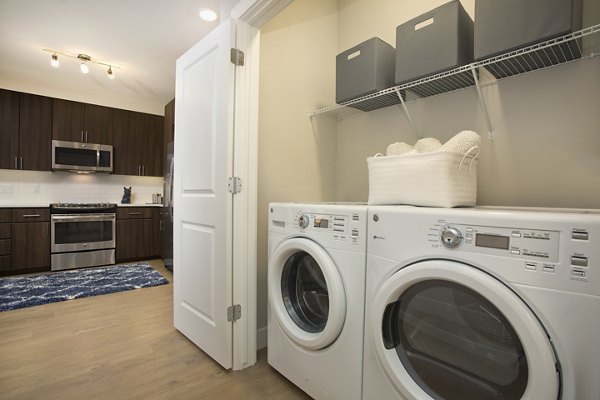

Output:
xmin=257 ymin=326 xmax=268 ymax=349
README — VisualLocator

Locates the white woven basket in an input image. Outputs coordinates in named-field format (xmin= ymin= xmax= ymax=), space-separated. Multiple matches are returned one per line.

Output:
xmin=367 ymin=146 xmax=479 ymax=208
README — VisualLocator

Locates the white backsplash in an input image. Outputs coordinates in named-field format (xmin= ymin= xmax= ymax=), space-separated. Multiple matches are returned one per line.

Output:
xmin=0 ymin=169 xmax=163 ymax=206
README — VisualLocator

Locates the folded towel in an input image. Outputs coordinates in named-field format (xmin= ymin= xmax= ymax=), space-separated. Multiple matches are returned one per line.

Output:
xmin=386 ymin=142 xmax=412 ymax=156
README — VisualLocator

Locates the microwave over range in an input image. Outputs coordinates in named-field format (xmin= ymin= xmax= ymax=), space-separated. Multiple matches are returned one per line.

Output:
xmin=52 ymin=140 xmax=113 ymax=173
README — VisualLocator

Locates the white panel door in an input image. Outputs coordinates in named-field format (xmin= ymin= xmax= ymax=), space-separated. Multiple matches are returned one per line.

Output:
xmin=173 ymin=19 xmax=235 ymax=369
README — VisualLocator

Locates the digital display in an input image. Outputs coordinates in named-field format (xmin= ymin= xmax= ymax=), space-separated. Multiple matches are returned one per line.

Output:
xmin=314 ymin=218 xmax=329 ymax=228
xmin=476 ymin=234 xmax=510 ymax=250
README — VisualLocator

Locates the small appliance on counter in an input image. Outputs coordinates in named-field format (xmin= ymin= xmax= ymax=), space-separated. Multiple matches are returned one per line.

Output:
xmin=50 ymin=203 xmax=117 ymax=271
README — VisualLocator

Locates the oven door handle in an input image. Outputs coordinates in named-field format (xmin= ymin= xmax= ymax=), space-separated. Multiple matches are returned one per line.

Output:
xmin=52 ymin=214 xmax=115 ymax=222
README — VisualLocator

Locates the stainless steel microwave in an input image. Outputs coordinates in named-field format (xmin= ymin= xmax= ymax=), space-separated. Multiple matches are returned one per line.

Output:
xmin=52 ymin=140 xmax=113 ymax=173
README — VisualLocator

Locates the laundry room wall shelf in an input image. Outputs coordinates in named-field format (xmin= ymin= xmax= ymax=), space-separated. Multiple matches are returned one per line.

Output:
xmin=310 ymin=23 xmax=600 ymax=140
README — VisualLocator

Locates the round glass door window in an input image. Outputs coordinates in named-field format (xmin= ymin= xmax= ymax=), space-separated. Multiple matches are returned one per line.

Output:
xmin=382 ymin=280 xmax=529 ymax=400
xmin=281 ymin=251 xmax=329 ymax=333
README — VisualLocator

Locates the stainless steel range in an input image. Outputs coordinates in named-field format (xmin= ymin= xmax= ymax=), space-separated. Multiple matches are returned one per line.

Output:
xmin=50 ymin=203 xmax=117 ymax=271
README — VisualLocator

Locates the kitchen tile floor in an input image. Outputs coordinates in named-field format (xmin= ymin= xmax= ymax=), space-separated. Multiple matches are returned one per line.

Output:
xmin=0 ymin=260 xmax=311 ymax=400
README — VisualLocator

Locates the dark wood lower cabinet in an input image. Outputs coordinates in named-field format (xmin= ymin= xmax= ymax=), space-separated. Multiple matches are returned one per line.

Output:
xmin=11 ymin=221 xmax=50 ymax=274
xmin=116 ymin=207 xmax=159 ymax=262
xmin=0 ymin=208 xmax=50 ymax=276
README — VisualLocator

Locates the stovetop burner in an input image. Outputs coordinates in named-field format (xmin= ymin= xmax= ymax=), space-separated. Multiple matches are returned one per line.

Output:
xmin=50 ymin=202 xmax=118 ymax=214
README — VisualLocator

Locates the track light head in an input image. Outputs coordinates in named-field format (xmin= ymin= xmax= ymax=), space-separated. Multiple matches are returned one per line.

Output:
xmin=51 ymin=53 xmax=59 ymax=68
xmin=107 ymin=66 xmax=115 ymax=80
xmin=77 ymin=54 xmax=91 ymax=74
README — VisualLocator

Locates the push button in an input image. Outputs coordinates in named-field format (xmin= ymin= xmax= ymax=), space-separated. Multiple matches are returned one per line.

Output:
xmin=572 ymin=231 xmax=589 ymax=241
xmin=571 ymin=256 xmax=588 ymax=267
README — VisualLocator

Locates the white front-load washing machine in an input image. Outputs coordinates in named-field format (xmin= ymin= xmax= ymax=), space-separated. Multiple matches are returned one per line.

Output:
xmin=363 ymin=206 xmax=600 ymax=400
xmin=268 ymin=203 xmax=368 ymax=400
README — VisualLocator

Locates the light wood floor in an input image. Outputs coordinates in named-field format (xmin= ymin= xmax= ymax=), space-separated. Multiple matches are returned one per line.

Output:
xmin=0 ymin=260 xmax=311 ymax=400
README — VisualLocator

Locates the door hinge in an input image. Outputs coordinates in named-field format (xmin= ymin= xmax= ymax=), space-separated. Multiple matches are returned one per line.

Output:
xmin=228 ymin=177 xmax=243 ymax=194
xmin=227 ymin=304 xmax=242 ymax=322
xmin=230 ymin=48 xmax=245 ymax=66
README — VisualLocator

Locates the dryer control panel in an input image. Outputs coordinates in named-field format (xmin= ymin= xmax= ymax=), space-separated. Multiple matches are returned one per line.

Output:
xmin=436 ymin=223 xmax=560 ymax=262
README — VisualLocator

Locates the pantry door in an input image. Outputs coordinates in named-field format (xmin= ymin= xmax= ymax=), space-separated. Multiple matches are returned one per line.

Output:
xmin=174 ymin=0 xmax=294 ymax=371
xmin=173 ymin=18 xmax=235 ymax=369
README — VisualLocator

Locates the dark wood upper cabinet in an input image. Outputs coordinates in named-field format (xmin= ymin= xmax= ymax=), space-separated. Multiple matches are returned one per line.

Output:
xmin=0 ymin=89 xmax=20 ymax=170
xmin=144 ymin=113 xmax=164 ymax=177
xmin=19 ymin=93 xmax=52 ymax=171
xmin=85 ymin=103 xmax=114 ymax=144
xmin=52 ymin=98 xmax=84 ymax=142
xmin=52 ymin=98 xmax=113 ymax=144
xmin=113 ymin=109 xmax=163 ymax=176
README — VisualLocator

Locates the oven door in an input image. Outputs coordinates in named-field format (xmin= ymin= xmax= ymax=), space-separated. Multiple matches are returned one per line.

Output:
xmin=51 ymin=213 xmax=116 ymax=253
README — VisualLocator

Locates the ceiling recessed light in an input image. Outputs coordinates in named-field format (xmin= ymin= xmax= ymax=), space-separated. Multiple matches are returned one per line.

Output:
xmin=199 ymin=8 xmax=218 ymax=22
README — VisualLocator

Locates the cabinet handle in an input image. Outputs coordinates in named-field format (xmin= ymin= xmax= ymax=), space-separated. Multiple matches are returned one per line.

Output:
xmin=142 ymin=165 xmax=145 ymax=176
xmin=22 ymin=214 xmax=41 ymax=218
xmin=14 ymin=157 xmax=18 ymax=169
xmin=81 ymin=130 xmax=84 ymax=142
xmin=19 ymin=157 xmax=23 ymax=170
xmin=129 ymin=212 xmax=142 ymax=216
xmin=138 ymin=165 xmax=141 ymax=176
xmin=86 ymin=131 xmax=89 ymax=143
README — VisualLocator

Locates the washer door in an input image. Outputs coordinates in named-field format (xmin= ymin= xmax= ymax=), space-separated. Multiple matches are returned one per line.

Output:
xmin=269 ymin=237 xmax=346 ymax=350
xmin=372 ymin=260 xmax=559 ymax=400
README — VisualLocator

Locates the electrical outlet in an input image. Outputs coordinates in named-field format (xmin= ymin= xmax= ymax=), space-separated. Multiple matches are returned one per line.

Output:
xmin=0 ymin=184 xmax=14 ymax=194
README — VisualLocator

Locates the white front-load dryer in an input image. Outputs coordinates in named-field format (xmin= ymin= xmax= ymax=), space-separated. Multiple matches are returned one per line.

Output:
xmin=268 ymin=203 xmax=368 ymax=400
xmin=363 ymin=206 xmax=600 ymax=400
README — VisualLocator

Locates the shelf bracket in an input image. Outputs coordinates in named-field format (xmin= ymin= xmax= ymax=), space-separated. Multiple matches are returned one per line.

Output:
xmin=396 ymin=88 xmax=421 ymax=138
xmin=471 ymin=66 xmax=494 ymax=140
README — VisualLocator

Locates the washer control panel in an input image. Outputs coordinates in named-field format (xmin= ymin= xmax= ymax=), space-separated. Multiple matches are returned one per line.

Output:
xmin=435 ymin=223 xmax=560 ymax=262
xmin=295 ymin=211 xmax=363 ymax=244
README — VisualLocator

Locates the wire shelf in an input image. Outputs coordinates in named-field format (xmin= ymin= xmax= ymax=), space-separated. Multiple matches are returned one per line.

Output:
xmin=310 ymin=24 xmax=600 ymax=119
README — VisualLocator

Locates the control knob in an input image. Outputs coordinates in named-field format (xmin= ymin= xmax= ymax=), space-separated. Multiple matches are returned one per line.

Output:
xmin=298 ymin=213 xmax=309 ymax=229
xmin=440 ymin=226 xmax=463 ymax=248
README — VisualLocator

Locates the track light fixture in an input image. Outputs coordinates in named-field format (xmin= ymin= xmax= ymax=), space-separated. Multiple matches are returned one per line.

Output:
xmin=42 ymin=48 xmax=120 ymax=80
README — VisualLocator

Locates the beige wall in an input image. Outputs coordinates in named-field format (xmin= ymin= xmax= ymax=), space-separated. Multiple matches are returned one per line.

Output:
xmin=257 ymin=0 xmax=339 ymax=331
xmin=334 ymin=0 xmax=600 ymax=208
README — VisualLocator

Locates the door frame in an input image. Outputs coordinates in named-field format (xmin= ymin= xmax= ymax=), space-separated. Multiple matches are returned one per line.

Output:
xmin=229 ymin=0 xmax=294 ymax=371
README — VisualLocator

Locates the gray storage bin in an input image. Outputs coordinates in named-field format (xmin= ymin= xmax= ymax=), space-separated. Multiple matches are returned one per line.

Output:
xmin=395 ymin=0 xmax=474 ymax=86
xmin=336 ymin=37 xmax=396 ymax=105
xmin=474 ymin=0 xmax=583 ymax=61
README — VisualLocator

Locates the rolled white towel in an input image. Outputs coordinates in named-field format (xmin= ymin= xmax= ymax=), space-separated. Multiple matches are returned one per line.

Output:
xmin=414 ymin=137 xmax=442 ymax=153
xmin=439 ymin=130 xmax=481 ymax=154
xmin=386 ymin=141 xmax=413 ymax=156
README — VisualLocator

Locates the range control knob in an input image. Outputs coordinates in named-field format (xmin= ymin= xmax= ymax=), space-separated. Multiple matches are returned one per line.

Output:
xmin=440 ymin=226 xmax=463 ymax=248
xmin=298 ymin=213 xmax=310 ymax=229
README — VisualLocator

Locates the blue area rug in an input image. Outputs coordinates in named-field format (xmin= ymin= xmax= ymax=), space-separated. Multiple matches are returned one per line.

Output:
xmin=0 ymin=263 xmax=169 ymax=312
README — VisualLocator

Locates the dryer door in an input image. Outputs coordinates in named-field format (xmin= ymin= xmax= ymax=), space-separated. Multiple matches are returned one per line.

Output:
xmin=371 ymin=259 xmax=559 ymax=400
xmin=269 ymin=237 xmax=346 ymax=350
